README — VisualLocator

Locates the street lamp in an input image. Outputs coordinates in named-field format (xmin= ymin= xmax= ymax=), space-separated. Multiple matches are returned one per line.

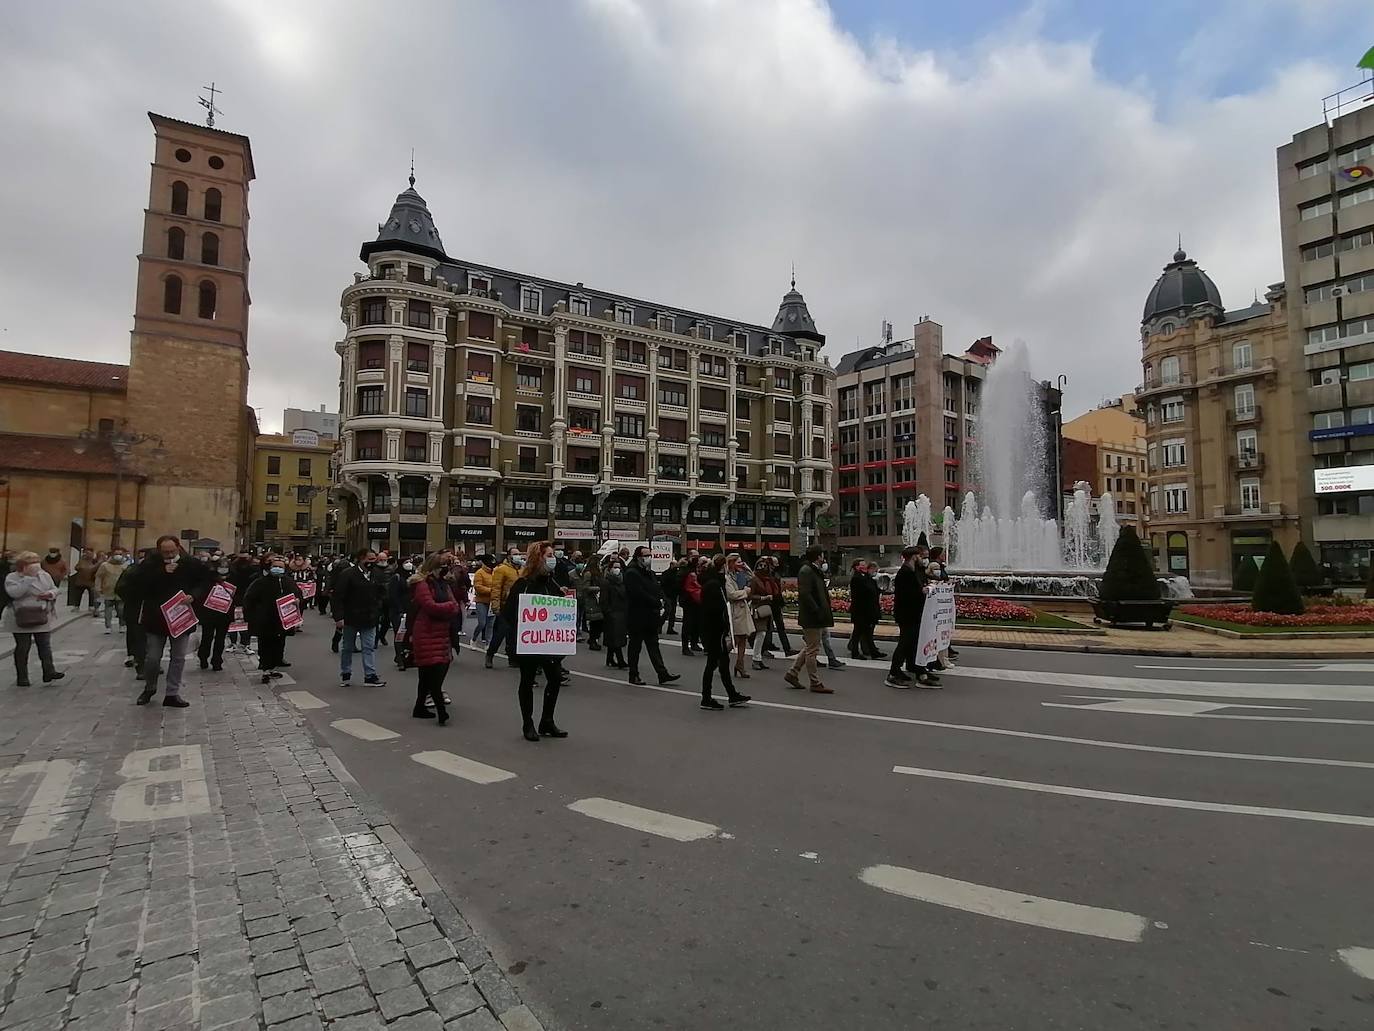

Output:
xmin=0 ymin=475 xmax=10 ymax=554
xmin=73 ymin=422 xmax=167 ymax=549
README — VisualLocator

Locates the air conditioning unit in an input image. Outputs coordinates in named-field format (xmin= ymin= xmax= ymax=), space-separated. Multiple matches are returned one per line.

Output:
xmin=1330 ymin=285 xmax=1346 ymax=299
xmin=1320 ymin=369 xmax=1341 ymax=386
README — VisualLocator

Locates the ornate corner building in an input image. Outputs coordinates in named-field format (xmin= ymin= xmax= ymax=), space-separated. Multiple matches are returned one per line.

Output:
xmin=332 ymin=178 xmax=835 ymax=560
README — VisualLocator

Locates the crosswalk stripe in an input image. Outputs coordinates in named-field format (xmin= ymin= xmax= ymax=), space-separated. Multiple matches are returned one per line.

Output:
xmin=567 ymin=797 xmax=721 ymax=842
xmin=411 ymin=750 xmax=516 ymax=785
xmin=281 ymin=691 xmax=329 ymax=710
xmin=859 ymin=864 xmax=1150 ymax=942
xmin=944 ymin=666 xmax=1374 ymax=703
xmin=330 ymin=719 xmax=399 ymax=741
xmin=892 ymin=766 xmax=1374 ymax=827
xmin=1338 ymin=946 xmax=1374 ymax=980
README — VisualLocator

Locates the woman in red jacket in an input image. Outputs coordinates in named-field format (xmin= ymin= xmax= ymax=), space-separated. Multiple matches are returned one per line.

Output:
xmin=409 ymin=556 xmax=460 ymax=725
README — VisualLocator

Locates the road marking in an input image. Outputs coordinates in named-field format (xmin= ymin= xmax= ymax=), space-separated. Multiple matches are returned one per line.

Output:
xmin=112 ymin=746 xmax=211 ymax=822
xmin=1052 ymin=697 xmax=1304 ymax=716
xmin=944 ymin=665 xmax=1374 ymax=703
xmin=1 ymin=760 xmax=80 ymax=845
xmin=518 ymin=656 xmax=1374 ymax=770
xmin=1133 ymin=662 xmax=1374 ymax=674
xmin=891 ymin=766 xmax=1374 ymax=827
xmin=1338 ymin=946 xmax=1374 ymax=980
xmin=412 ymin=750 xmax=516 ymax=785
xmin=330 ymin=719 xmax=400 ymax=742
xmin=1041 ymin=701 xmax=1374 ymax=727
xmin=860 ymin=864 xmax=1149 ymax=942
xmin=567 ymin=797 xmax=721 ymax=842
xmin=281 ymin=690 xmax=329 ymax=710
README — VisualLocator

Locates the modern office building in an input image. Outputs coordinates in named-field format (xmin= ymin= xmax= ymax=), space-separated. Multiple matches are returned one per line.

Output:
xmin=831 ymin=323 xmax=1061 ymax=559
xmin=333 ymin=178 xmax=835 ymax=560
xmin=1061 ymin=394 xmax=1149 ymax=535
xmin=1276 ymin=82 xmax=1374 ymax=584
xmin=284 ymin=406 xmax=340 ymax=440
xmin=1137 ymin=248 xmax=1301 ymax=586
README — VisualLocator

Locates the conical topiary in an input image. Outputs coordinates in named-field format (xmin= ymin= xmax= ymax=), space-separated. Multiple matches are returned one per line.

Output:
xmin=1251 ymin=540 xmax=1304 ymax=615
xmin=916 ymin=531 xmax=930 ymax=550
xmin=1097 ymin=525 xmax=1161 ymax=603
xmin=1233 ymin=555 xmax=1259 ymax=593
xmin=1289 ymin=541 xmax=1322 ymax=592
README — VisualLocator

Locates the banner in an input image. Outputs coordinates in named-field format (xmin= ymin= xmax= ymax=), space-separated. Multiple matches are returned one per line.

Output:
xmin=277 ymin=594 xmax=304 ymax=631
xmin=203 ymin=582 xmax=235 ymax=614
xmin=650 ymin=540 xmax=674 ymax=573
xmin=298 ymin=580 xmax=317 ymax=600
xmin=228 ymin=606 xmax=248 ymax=634
xmin=517 ymin=593 xmax=577 ymax=655
xmin=916 ymin=583 xmax=956 ymax=664
xmin=160 ymin=591 xmax=199 ymax=639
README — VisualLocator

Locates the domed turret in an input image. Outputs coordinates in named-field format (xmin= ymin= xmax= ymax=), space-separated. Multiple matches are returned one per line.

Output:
xmin=360 ymin=174 xmax=446 ymax=264
xmin=771 ymin=273 xmax=824 ymax=343
xmin=1142 ymin=246 xmax=1222 ymax=324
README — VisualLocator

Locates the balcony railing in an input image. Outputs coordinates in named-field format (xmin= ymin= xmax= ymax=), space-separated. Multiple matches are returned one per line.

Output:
xmin=1137 ymin=373 xmax=1195 ymax=396
xmin=1231 ymin=451 xmax=1266 ymax=472
xmin=1226 ymin=405 xmax=1262 ymax=426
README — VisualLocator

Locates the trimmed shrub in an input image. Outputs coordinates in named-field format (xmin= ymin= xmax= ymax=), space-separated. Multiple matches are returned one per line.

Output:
xmin=1289 ymin=541 xmax=1323 ymax=591
xmin=1233 ymin=556 xmax=1259 ymax=593
xmin=1366 ymin=561 xmax=1374 ymax=600
xmin=1098 ymin=525 xmax=1161 ymax=603
xmin=1251 ymin=541 xmax=1304 ymax=615
xmin=916 ymin=531 xmax=930 ymax=549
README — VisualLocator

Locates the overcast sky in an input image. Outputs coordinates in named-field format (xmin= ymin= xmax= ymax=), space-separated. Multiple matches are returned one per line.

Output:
xmin=1 ymin=0 xmax=1368 ymax=429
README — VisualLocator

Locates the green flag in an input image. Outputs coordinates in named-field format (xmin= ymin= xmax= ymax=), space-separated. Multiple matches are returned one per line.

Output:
xmin=1360 ymin=45 xmax=1374 ymax=71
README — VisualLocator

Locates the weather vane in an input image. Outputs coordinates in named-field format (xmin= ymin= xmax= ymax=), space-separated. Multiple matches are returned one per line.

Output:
xmin=199 ymin=83 xmax=222 ymax=128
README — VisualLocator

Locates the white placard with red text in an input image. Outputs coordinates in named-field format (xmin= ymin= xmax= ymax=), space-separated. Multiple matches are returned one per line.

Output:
xmin=203 ymin=583 xmax=235 ymax=614
xmin=277 ymin=595 xmax=304 ymax=631
xmin=160 ymin=592 xmax=199 ymax=639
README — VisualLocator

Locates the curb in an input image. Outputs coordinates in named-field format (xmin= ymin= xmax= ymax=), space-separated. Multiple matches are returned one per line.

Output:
xmin=0 ymin=607 xmax=90 ymax=661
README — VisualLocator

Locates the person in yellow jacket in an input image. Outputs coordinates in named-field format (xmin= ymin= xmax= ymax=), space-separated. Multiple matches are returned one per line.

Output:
xmin=94 ymin=548 xmax=130 ymax=634
xmin=483 ymin=547 xmax=524 ymax=668
xmin=472 ymin=554 xmax=497 ymax=645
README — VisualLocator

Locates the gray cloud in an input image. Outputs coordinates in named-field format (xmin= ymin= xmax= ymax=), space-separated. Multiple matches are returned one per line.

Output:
xmin=0 ymin=0 xmax=1356 ymax=427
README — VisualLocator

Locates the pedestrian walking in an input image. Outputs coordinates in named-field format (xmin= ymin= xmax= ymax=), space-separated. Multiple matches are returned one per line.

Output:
xmin=886 ymin=545 xmax=940 ymax=689
xmin=327 ymin=554 xmax=351 ymax=649
xmin=599 ymin=555 xmax=628 ymax=669
xmin=723 ymin=553 xmax=755 ymax=680
xmin=748 ymin=558 xmax=780 ymax=668
xmin=389 ymin=559 xmax=415 ymax=667
xmin=818 ymin=561 xmax=846 ymax=671
xmin=3 ymin=551 xmax=65 ymax=686
xmin=581 ymin=554 xmax=605 ymax=650
xmin=0 ymin=551 xmax=13 ymax=621
xmin=242 ymin=555 xmax=301 ymax=685
xmin=227 ymin=553 xmax=260 ymax=654
xmin=95 ymin=549 xmax=128 ymax=634
xmin=70 ymin=549 xmax=98 ymax=612
xmin=928 ymin=546 xmax=958 ymax=663
xmin=196 ymin=555 xmax=233 ymax=671
xmin=332 ymin=547 xmax=387 ymax=687
xmin=698 ymin=556 xmax=751 ymax=710
xmin=483 ymin=547 xmax=522 ymax=669
xmin=784 ymin=546 xmax=834 ymax=694
xmin=114 ymin=552 xmax=149 ymax=676
xmin=123 ymin=536 xmax=214 ymax=707
xmin=472 ymin=554 xmax=495 ymax=644
xmin=678 ymin=557 xmax=703 ymax=656
xmin=505 ymin=541 xmax=569 ymax=742
xmin=408 ymin=555 xmax=459 ymax=725
xmin=660 ymin=556 xmax=683 ymax=635
xmin=755 ymin=555 xmax=798 ymax=659
xmin=373 ymin=553 xmax=396 ymax=647
xmin=41 ymin=548 xmax=68 ymax=591
xmin=847 ymin=561 xmax=884 ymax=659
xmin=624 ymin=546 xmax=680 ymax=687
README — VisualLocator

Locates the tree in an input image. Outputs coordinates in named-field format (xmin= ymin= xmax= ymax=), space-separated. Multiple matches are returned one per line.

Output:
xmin=1233 ymin=556 xmax=1259 ymax=593
xmin=1251 ymin=540 xmax=1304 ymax=615
xmin=1289 ymin=541 xmax=1322 ymax=592
xmin=1097 ymin=525 xmax=1161 ymax=603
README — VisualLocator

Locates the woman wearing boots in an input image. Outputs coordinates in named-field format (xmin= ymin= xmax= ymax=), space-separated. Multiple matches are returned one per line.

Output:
xmin=507 ymin=541 xmax=568 ymax=742
xmin=600 ymin=555 xmax=628 ymax=669
xmin=697 ymin=556 xmax=750 ymax=710
xmin=409 ymin=556 xmax=459 ymax=726
xmin=4 ymin=551 xmax=64 ymax=686
xmin=581 ymin=554 xmax=605 ymax=651
xmin=724 ymin=553 xmax=755 ymax=680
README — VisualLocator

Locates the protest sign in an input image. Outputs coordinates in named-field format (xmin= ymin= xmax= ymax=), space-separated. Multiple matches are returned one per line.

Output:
xmin=917 ymin=583 xmax=956 ymax=664
xmin=299 ymin=580 xmax=317 ymax=600
xmin=517 ymin=593 xmax=577 ymax=655
xmin=277 ymin=594 xmax=304 ymax=631
xmin=160 ymin=591 xmax=199 ymax=638
xmin=203 ymin=582 xmax=235 ymax=614
xmin=650 ymin=540 xmax=674 ymax=573
xmin=228 ymin=606 xmax=248 ymax=634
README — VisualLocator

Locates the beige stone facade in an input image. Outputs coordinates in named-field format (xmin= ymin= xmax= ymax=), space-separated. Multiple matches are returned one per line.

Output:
xmin=250 ymin=433 xmax=338 ymax=553
xmin=333 ymin=182 xmax=834 ymax=562
xmin=1276 ymin=99 xmax=1374 ymax=584
xmin=1061 ymin=395 xmax=1148 ymax=535
xmin=1137 ymin=251 xmax=1301 ymax=587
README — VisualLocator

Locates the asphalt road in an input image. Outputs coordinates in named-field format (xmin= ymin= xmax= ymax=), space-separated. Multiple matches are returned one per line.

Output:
xmin=248 ymin=617 xmax=1374 ymax=1029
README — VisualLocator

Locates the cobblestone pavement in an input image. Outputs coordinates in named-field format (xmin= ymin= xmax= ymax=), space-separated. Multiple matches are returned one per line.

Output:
xmin=0 ymin=618 xmax=543 ymax=1031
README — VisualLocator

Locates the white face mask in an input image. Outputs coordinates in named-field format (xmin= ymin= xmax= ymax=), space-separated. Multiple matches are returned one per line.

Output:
xmin=402 ymin=562 xmax=414 ymax=572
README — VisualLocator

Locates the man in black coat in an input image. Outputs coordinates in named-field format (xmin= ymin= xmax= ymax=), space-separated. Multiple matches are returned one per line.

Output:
xmin=331 ymin=547 xmax=387 ymax=687
xmin=659 ymin=558 xmax=683 ymax=635
xmin=886 ymin=545 xmax=939 ymax=689
xmin=847 ymin=560 xmax=884 ymax=660
xmin=121 ymin=535 xmax=215 ymax=707
xmin=623 ymin=546 xmax=681 ymax=687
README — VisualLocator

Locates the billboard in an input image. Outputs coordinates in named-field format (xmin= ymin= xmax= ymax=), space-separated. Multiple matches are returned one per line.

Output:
xmin=1313 ymin=466 xmax=1374 ymax=494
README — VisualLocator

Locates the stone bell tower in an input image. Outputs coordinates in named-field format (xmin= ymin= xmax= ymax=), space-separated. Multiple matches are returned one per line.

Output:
xmin=123 ymin=111 xmax=255 ymax=548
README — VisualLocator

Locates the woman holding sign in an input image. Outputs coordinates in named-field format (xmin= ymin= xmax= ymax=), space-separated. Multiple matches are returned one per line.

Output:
xmin=504 ymin=541 xmax=569 ymax=742
xmin=243 ymin=555 xmax=303 ymax=686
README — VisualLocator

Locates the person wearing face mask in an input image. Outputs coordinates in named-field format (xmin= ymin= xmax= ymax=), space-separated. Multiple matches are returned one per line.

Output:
xmin=331 ymin=547 xmax=387 ymax=688
xmin=678 ymin=557 xmax=703 ymax=657
xmin=122 ymin=536 xmax=214 ymax=706
xmin=698 ymin=555 xmax=751 ymax=710
xmin=40 ymin=547 xmax=68 ymax=589
xmin=848 ymin=560 xmax=884 ymax=661
xmin=886 ymin=545 xmax=939 ymax=689
xmin=195 ymin=556 xmax=234 ymax=672
xmin=581 ymin=554 xmax=606 ymax=653
xmin=472 ymin=554 xmax=496 ymax=645
xmin=815 ymin=558 xmax=847 ymax=672
xmin=389 ymin=557 xmax=416 ymax=668
xmin=723 ymin=553 xmax=755 ymax=681
xmin=623 ymin=546 xmax=680 ymax=688
xmin=243 ymin=554 xmax=302 ymax=685
xmin=598 ymin=556 xmax=628 ymax=668
xmin=927 ymin=547 xmax=959 ymax=664
xmin=95 ymin=549 xmax=128 ymax=635
xmin=484 ymin=546 xmax=523 ymax=669
xmin=503 ymin=542 xmax=568 ymax=741
xmin=404 ymin=554 xmax=458 ymax=725
xmin=226 ymin=553 xmax=261 ymax=656
xmin=565 ymin=552 xmax=586 ymax=638
xmin=3 ymin=550 xmax=64 ymax=686
xmin=444 ymin=551 xmax=471 ymax=650
xmin=783 ymin=547 xmax=835 ymax=693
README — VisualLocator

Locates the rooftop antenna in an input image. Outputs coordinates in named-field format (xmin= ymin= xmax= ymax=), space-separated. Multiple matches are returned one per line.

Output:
xmin=790 ymin=261 xmax=796 ymax=290
xmin=198 ymin=82 xmax=222 ymax=128
xmin=409 ymin=149 xmax=416 ymax=188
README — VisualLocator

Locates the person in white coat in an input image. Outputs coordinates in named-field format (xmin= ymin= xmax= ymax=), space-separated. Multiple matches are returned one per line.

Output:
xmin=724 ymin=553 xmax=756 ymax=681
xmin=3 ymin=551 xmax=66 ymax=686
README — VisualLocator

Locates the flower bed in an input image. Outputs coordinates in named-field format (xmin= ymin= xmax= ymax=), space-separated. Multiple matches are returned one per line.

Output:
xmin=783 ymin=587 xmax=1035 ymax=623
xmin=1178 ymin=604 xmax=1374 ymax=628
